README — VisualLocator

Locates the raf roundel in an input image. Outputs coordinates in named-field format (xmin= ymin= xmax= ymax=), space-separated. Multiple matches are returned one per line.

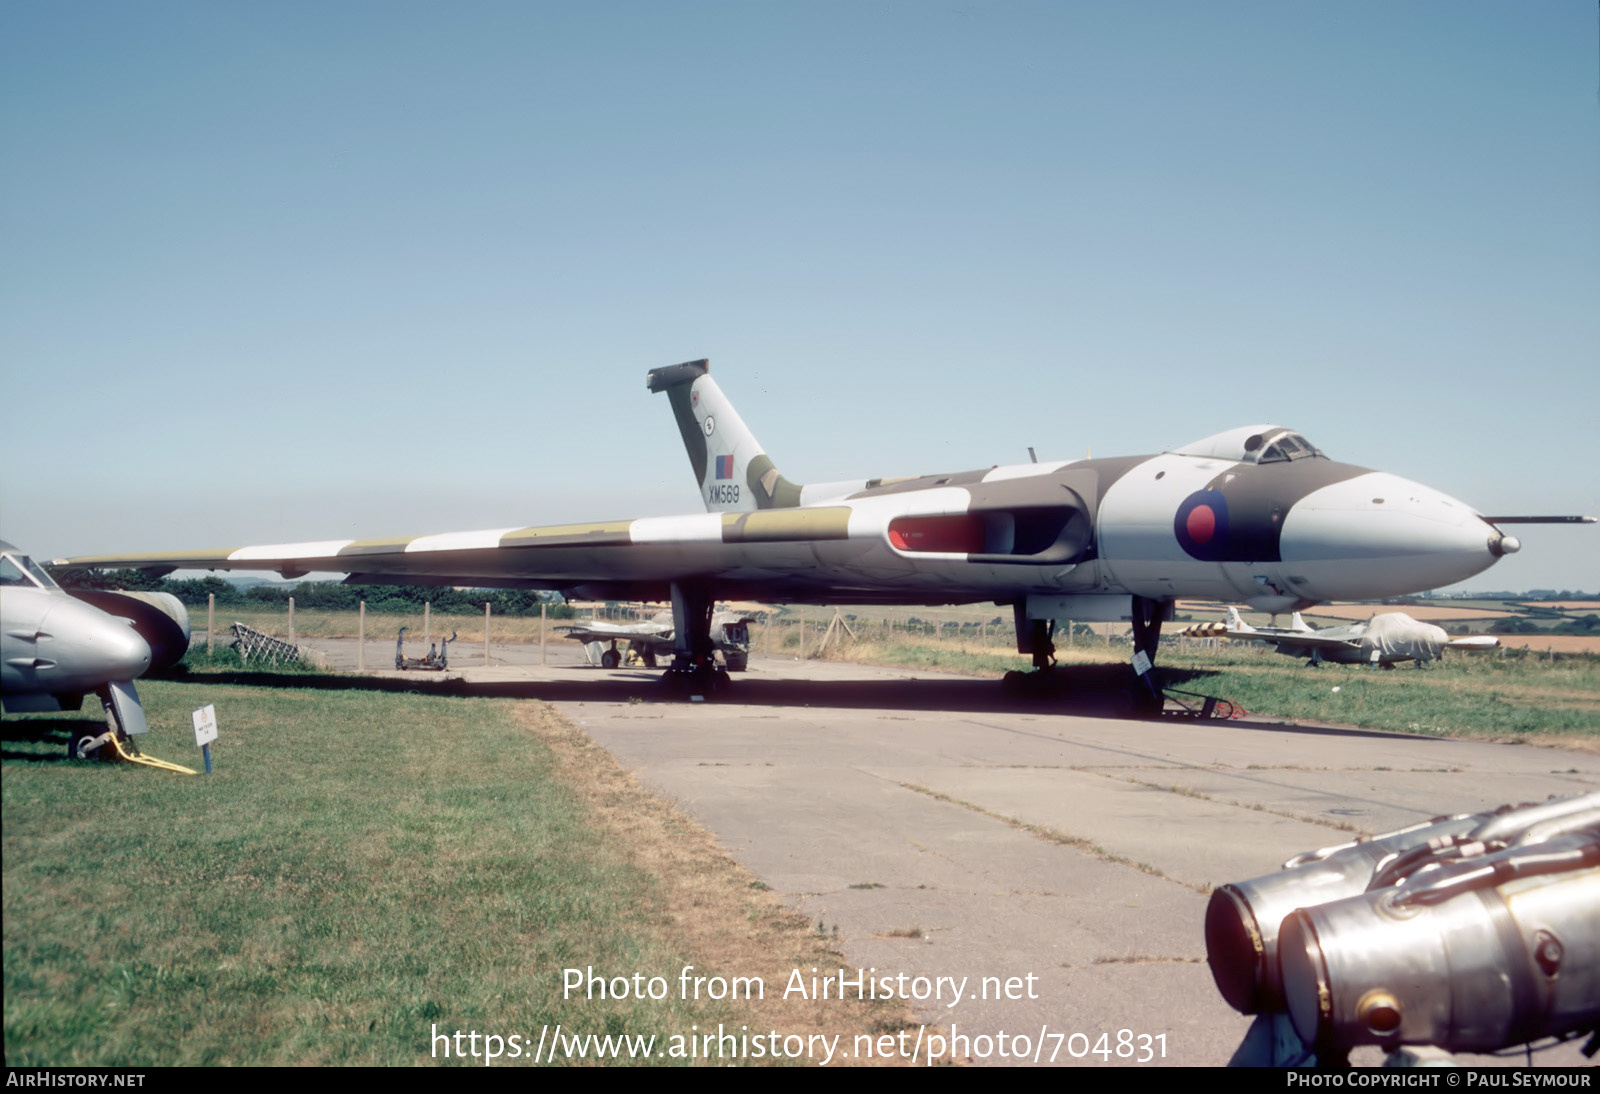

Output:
xmin=1175 ymin=489 xmax=1230 ymax=561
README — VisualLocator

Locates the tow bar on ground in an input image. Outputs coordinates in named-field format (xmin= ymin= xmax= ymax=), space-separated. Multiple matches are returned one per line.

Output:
xmin=1160 ymin=687 xmax=1246 ymax=720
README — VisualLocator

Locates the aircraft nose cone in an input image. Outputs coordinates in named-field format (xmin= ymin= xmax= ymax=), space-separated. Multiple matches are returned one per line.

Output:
xmin=1280 ymin=472 xmax=1502 ymax=600
xmin=44 ymin=599 xmax=153 ymax=687
xmin=103 ymin=622 xmax=153 ymax=680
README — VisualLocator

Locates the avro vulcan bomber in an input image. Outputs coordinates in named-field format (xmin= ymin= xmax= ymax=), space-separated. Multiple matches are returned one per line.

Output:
xmin=57 ymin=361 xmax=1592 ymax=702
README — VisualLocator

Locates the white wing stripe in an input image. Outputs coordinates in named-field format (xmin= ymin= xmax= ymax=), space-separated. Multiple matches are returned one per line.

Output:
xmin=406 ymin=528 xmax=522 ymax=553
xmin=231 ymin=540 xmax=353 ymax=561
xmin=629 ymin=514 xmax=724 ymax=544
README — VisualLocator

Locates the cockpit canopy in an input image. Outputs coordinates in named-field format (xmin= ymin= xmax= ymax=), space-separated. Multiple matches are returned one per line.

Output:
xmin=1171 ymin=425 xmax=1326 ymax=465
xmin=0 ymin=542 xmax=61 ymax=590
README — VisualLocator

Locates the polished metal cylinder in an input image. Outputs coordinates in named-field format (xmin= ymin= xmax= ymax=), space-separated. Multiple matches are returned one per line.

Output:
xmin=1205 ymin=793 xmax=1600 ymax=1016
xmin=1278 ymin=848 xmax=1600 ymax=1052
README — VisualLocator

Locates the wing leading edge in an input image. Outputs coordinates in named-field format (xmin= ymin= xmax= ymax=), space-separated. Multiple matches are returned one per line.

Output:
xmin=55 ymin=508 xmax=881 ymax=603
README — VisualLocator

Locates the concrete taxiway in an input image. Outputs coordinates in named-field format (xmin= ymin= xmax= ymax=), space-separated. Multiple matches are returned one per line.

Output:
xmin=303 ymin=639 xmax=1600 ymax=1066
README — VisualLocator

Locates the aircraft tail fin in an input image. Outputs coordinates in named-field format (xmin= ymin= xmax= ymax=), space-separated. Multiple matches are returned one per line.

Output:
xmin=1289 ymin=612 xmax=1314 ymax=633
xmin=1225 ymin=606 xmax=1255 ymax=633
xmin=647 ymin=359 xmax=803 ymax=512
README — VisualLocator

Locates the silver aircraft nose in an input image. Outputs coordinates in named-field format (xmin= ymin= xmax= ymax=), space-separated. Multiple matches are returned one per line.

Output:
xmin=1279 ymin=472 xmax=1502 ymax=601
xmin=40 ymin=599 xmax=153 ymax=689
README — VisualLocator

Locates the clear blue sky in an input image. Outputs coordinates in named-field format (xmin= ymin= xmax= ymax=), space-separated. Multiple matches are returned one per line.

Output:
xmin=3 ymin=1 xmax=1596 ymax=592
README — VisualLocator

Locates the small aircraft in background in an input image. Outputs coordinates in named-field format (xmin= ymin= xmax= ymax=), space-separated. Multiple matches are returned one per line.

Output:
xmin=0 ymin=539 xmax=190 ymax=752
xmin=1183 ymin=606 xmax=1499 ymax=668
xmin=560 ymin=608 xmax=754 ymax=671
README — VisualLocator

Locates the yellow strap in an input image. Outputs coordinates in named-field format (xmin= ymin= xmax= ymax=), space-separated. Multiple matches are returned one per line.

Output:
xmin=107 ymin=733 xmax=199 ymax=775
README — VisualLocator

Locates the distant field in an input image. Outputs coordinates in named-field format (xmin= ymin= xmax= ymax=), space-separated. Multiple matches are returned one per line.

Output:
xmin=1307 ymin=605 xmax=1516 ymax=622
xmin=1494 ymin=635 xmax=1600 ymax=656
xmin=1176 ymin=600 xmax=1520 ymax=624
xmin=1534 ymin=601 xmax=1600 ymax=611
xmin=197 ymin=607 xmax=570 ymax=645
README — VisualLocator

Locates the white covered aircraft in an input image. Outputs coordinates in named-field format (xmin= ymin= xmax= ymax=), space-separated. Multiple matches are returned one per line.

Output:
xmin=559 ymin=607 xmax=753 ymax=671
xmin=1185 ymin=606 xmax=1501 ymax=668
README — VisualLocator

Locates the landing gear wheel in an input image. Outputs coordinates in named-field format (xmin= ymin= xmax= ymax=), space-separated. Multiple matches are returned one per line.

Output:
xmin=70 ymin=726 xmax=121 ymax=761
xmin=600 ymin=648 xmax=621 ymax=669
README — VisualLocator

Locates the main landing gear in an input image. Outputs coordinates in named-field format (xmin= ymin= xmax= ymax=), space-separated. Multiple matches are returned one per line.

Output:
xmin=1002 ymin=616 xmax=1062 ymax=696
xmin=1118 ymin=595 xmax=1166 ymax=717
xmin=1003 ymin=595 xmax=1169 ymax=717
xmin=658 ymin=583 xmax=731 ymax=698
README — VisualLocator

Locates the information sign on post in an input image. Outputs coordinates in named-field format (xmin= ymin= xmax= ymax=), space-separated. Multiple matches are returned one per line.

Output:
xmin=192 ymin=704 xmax=218 ymax=774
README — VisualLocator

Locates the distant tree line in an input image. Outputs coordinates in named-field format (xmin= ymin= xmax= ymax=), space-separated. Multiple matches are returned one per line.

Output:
xmin=1495 ymin=614 xmax=1600 ymax=636
xmin=50 ymin=569 xmax=576 ymax=618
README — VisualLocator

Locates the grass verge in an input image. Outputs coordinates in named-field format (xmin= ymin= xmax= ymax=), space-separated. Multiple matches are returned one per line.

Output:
xmin=3 ymin=683 xmax=924 ymax=1065
xmin=829 ymin=637 xmax=1600 ymax=746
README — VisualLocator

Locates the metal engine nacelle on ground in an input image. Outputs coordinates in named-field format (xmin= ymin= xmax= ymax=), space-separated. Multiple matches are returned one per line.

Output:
xmin=1206 ymin=793 xmax=1600 ymax=1066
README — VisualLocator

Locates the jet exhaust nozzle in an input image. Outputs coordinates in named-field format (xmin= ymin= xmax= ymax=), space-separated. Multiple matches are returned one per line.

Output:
xmin=1205 ymin=793 xmax=1600 ymax=1017
xmin=1279 ymin=837 xmax=1600 ymax=1053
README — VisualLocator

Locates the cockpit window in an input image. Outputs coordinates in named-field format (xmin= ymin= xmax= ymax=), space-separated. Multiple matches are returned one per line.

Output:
xmin=1170 ymin=425 xmax=1328 ymax=463
xmin=1254 ymin=431 xmax=1324 ymax=464
xmin=0 ymin=553 xmax=59 ymax=589
xmin=21 ymin=554 xmax=59 ymax=588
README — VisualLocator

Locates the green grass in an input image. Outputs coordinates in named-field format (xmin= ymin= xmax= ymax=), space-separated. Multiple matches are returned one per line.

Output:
xmin=2 ymin=683 xmax=739 ymax=1065
xmin=176 ymin=644 xmax=327 ymax=674
xmin=1159 ymin=647 xmax=1600 ymax=741
xmin=1165 ymin=642 xmax=1600 ymax=736
xmin=829 ymin=635 xmax=1600 ymax=744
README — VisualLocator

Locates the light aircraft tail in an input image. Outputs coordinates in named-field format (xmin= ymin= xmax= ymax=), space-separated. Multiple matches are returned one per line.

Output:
xmin=1225 ymin=606 xmax=1255 ymax=634
xmin=647 ymin=359 xmax=803 ymax=512
xmin=1288 ymin=612 xmax=1314 ymax=633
